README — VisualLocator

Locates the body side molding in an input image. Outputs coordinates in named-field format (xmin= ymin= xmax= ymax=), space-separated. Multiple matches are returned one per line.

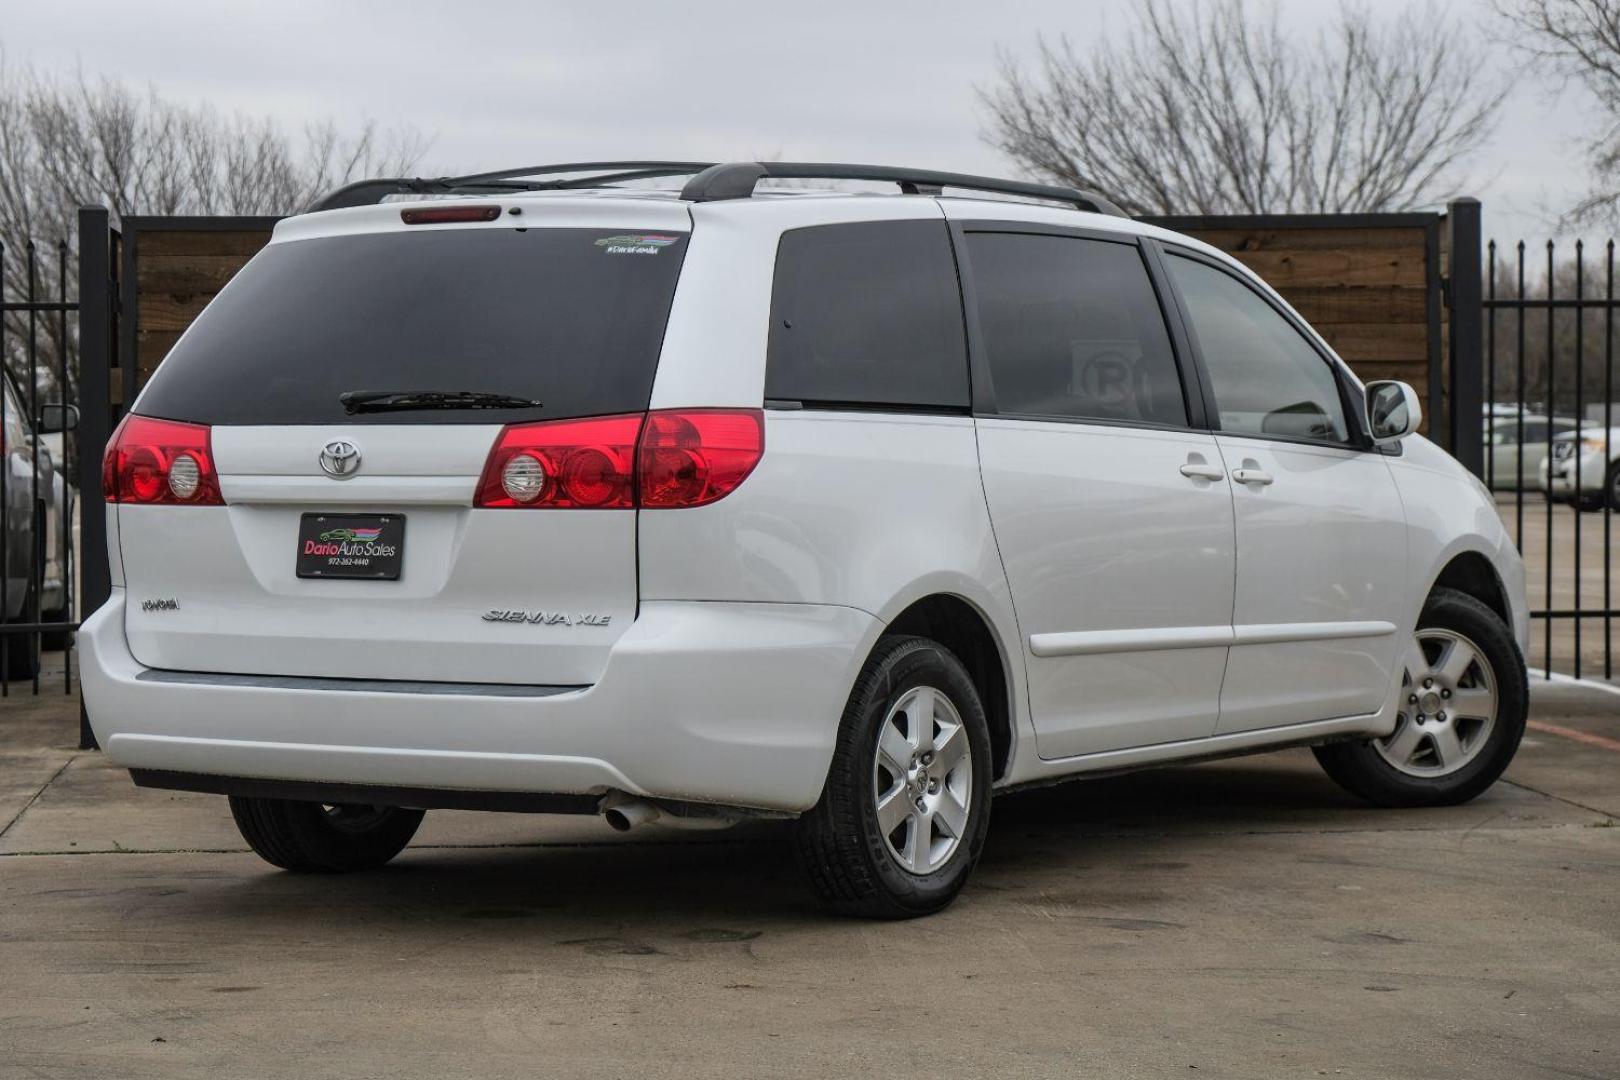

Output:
xmin=1029 ymin=620 xmax=1396 ymax=658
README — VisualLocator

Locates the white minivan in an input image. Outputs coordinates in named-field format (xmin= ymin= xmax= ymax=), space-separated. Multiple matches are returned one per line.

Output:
xmin=82 ymin=162 xmax=1530 ymax=917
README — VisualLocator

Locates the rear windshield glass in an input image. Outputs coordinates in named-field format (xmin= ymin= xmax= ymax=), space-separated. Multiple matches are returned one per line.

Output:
xmin=135 ymin=227 xmax=689 ymax=425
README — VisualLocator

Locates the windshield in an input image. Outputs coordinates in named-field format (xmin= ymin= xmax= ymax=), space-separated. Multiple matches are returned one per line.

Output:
xmin=134 ymin=226 xmax=689 ymax=425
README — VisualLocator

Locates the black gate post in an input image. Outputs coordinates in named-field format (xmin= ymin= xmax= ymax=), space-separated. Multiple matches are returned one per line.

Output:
xmin=1448 ymin=197 xmax=1485 ymax=477
xmin=76 ymin=207 xmax=115 ymax=750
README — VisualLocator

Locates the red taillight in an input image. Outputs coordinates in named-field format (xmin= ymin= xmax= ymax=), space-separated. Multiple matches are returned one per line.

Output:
xmin=638 ymin=409 xmax=764 ymax=508
xmin=400 ymin=205 xmax=502 ymax=225
xmin=473 ymin=409 xmax=764 ymax=510
xmin=474 ymin=414 xmax=642 ymax=509
xmin=102 ymin=414 xmax=223 ymax=506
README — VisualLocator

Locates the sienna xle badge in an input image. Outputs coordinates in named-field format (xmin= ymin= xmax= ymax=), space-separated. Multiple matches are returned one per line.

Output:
xmin=81 ymin=161 xmax=1529 ymax=918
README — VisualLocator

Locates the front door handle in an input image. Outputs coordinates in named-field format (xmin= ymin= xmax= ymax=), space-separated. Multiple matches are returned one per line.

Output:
xmin=1179 ymin=463 xmax=1226 ymax=482
xmin=1231 ymin=468 xmax=1274 ymax=486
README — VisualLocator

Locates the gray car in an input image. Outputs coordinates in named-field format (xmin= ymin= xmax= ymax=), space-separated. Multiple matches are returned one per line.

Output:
xmin=0 ymin=374 xmax=74 ymax=678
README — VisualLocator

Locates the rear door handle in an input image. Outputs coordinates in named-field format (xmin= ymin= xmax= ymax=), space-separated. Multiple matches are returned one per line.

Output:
xmin=1179 ymin=463 xmax=1226 ymax=482
xmin=1231 ymin=468 xmax=1274 ymax=486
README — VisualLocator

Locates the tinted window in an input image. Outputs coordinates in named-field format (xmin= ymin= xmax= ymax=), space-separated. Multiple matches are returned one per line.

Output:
xmin=965 ymin=233 xmax=1187 ymax=426
xmin=136 ymin=228 xmax=689 ymax=425
xmin=1166 ymin=254 xmax=1350 ymax=443
xmin=766 ymin=221 xmax=968 ymax=409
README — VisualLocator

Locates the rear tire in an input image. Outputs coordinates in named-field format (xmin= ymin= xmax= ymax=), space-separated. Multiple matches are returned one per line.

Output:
xmin=1314 ymin=588 xmax=1526 ymax=807
xmin=229 ymin=797 xmax=424 ymax=872
xmin=793 ymin=635 xmax=993 ymax=919
xmin=1606 ymin=461 xmax=1620 ymax=513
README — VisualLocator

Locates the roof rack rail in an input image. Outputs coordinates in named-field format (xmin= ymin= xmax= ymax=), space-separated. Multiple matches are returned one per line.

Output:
xmin=678 ymin=162 xmax=1128 ymax=217
xmin=306 ymin=159 xmax=1128 ymax=218
xmin=307 ymin=161 xmax=716 ymax=212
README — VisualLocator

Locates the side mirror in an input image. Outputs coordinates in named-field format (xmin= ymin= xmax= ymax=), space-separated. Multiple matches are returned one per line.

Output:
xmin=1364 ymin=381 xmax=1420 ymax=445
xmin=37 ymin=403 xmax=79 ymax=434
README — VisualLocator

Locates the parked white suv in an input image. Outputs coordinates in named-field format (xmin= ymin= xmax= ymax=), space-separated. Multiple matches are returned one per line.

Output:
xmin=81 ymin=162 xmax=1530 ymax=917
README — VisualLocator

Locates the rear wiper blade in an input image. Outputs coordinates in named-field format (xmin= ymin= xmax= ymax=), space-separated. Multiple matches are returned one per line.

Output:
xmin=340 ymin=390 xmax=543 ymax=415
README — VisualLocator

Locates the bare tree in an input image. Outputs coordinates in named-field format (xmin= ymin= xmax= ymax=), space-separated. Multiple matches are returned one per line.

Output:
xmin=979 ymin=0 xmax=1503 ymax=216
xmin=0 ymin=57 xmax=427 ymax=402
xmin=1496 ymin=0 xmax=1620 ymax=224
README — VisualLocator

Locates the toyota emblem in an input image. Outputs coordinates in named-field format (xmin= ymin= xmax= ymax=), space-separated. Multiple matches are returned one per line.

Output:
xmin=318 ymin=439 xmax=362 ymax=480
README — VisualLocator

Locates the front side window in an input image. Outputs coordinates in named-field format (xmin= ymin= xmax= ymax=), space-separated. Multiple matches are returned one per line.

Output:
xmin=766 ymin=220 xmax=969 ymax=410
xmin=965 ymin=232 xmax=1187 ymax=426
xmin=1166 ymin=254 xmax=1351 ymax=444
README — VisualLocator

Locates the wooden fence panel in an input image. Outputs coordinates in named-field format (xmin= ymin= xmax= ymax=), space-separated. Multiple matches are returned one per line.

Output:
xmin=122 ymin=219 xmax=277 ymax=402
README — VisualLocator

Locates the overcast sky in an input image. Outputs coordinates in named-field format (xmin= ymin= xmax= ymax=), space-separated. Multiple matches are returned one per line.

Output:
xmin=7 ymin=0 xmax=1607 ymax=244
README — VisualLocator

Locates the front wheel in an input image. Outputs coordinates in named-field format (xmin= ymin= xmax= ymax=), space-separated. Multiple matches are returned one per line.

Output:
xmin=793 ymin=636 xmax=993 ymax=918
xmin=1314 ymin=588 xmax=1527 ymax=807
xmin=229 ymin=797 xmax=424 ymax=872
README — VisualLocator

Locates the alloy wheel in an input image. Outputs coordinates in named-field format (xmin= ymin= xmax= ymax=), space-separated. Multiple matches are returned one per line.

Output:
xmin=872 ymin=685 xmax=973 ymax=875
xmin=1375 ymin=628 xmax=1499 ymax=777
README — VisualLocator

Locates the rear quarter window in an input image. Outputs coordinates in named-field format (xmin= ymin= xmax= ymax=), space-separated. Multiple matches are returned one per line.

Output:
xmin=134 ymin=227 xmax=689 ymax=426
xmin=766 ymin=220 xmax=969 ymax=411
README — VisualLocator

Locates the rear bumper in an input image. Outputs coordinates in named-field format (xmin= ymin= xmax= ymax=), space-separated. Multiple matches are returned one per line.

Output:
xmin=81 ymin=591 xmax=879 ymax=813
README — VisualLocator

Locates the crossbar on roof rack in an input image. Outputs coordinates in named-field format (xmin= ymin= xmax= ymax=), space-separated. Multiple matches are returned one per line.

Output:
xmin=306 ymin=160 xmax=1127 ymax=217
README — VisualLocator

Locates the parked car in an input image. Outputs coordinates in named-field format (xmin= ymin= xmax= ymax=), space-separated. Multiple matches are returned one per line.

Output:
xmin=0 ymin=374 xmax=74 ymax=677
xmin=1486 ymin=414 xmax=1579 ymax=490
xmin=80 ymin=161 xmax=1530 ymax=917
xmin=1540 ymin=425 xmax=1620 ymax=510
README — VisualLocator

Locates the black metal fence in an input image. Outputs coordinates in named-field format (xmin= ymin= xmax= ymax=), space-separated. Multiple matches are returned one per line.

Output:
xmin=0 ymin=228 xmax=80 ymax=697
xmin=1485 ymin=236 xmax=1619 ymax=680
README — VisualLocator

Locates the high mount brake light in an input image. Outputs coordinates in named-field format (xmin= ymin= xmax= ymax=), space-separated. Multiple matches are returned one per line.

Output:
xmin=473 ymin=409 xmax=764 ymax=510
xmin=400 ymin=206 xmax=502 ymax=225
xmin=103 ymin=414 xmax=224 ymax=506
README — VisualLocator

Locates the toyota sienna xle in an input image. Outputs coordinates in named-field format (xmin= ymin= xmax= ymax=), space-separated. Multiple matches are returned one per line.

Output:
xmin=81 ymin=161 xmax=1529 ymax=917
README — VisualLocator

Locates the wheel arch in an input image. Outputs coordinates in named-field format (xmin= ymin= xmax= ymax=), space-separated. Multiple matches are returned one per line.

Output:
xmin=1428 ymin=550 xmax=1511 ymax=627
xmin=880 ymin=592 xmax=1016 ymax=781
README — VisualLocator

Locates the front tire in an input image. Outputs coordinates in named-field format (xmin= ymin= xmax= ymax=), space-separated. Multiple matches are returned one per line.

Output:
xmin=1314 ymin=588 xmax=1527 ymax=807
xmin=229 ymin=797 xmax=424 ymax=872
xmin=793 ymin=635 xmax=993 ymax=919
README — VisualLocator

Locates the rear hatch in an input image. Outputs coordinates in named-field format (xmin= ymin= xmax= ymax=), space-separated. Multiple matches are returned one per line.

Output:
xmin=114 ymin=202 xmax=690 ymax=685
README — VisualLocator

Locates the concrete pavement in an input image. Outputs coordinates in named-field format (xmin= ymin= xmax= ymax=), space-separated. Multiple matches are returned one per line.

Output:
xmin=2 ymin=665 xmax=1617 ymax=1080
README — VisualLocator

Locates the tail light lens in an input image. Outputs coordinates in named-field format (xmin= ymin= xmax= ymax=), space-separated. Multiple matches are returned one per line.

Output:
xmin=103 ymin=414 xmax=224 ymax=505
xmin=474 ymin=408 xmax=764 ymax=510
xmin=474 ymin=414 xmax=642 ymax=509
xmin=638 ymin=409 xmax=764 ymax=508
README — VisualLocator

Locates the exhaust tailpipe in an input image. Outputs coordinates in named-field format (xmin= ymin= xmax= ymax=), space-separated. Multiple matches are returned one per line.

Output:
xmin=598 ymin=792 xmax=744 ymax=832
xmin=600 ymin=795 xmax=660 ymax=832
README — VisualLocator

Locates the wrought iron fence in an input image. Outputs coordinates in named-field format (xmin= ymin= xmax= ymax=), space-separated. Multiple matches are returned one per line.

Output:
xmin=1485 ymin=237 xmax=1618 ymax=680
xmin=0 ymin=232 xmax=79 ymax=696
